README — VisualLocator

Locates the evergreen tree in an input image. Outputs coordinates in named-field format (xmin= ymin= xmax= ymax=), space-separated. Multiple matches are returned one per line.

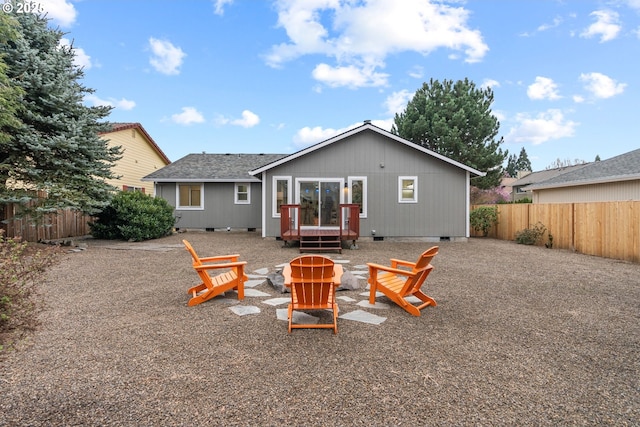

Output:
xmin=515 ymin=147 xmax=532 ymax=173
xmin=505 ymin=153 xmax=518 ymax=177
xmin=0 ymin=13 xmax=121 ymax=215
xmin=391 ymin=78 xmax=508 ymax=189
xmin=0 ymin=14 xmax=23 ymax=146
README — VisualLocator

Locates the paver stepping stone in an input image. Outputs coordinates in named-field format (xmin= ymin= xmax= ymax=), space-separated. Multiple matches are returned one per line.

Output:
xmin=244 ymin=289 xmax=272 ymax=297
xmin=244 ymin=279 xmax=265 ymax=288
xmin=229 ymin=305 xmax=261 ymax=316
xmin=262 ymin=297 xmax=291 ymax=306
xmin=357 ymin=300 xmax=390 ymax=310
xmin=253 ymin=268 xmax=270 ymax=275
xmin=339 ymin=310 xmax=386 ymax=325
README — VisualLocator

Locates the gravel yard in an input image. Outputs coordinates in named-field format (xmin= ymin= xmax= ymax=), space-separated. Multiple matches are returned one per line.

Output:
xmin=1 ymin=231 xmax=639 ymax=426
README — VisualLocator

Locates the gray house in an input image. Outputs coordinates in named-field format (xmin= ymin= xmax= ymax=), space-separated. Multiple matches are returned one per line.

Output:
xmin=144 ymin=122 xmax=485 ymax=241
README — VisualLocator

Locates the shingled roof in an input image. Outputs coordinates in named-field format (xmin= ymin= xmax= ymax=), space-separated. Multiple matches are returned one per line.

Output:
xmin=142 ymin=153 xmax=287 ymax=182
xmin=527 ymin=148 xmax=640 ymax=190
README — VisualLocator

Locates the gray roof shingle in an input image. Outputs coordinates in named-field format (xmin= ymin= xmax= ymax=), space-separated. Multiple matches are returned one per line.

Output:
xmin=142 ymin=153 xmax=287 ymax=182
xmin=527 ymin=148 xmax=640 ymax=190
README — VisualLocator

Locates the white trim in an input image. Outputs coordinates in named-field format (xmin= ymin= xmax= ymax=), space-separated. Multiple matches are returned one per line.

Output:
xmin=272 ymin=176 xmax=292 ymax=217
xmin=347 ymin=176 xmax=367 ymax=218
xmin=465 ymin=171 xmax=470 ymax=237
xmin=176 ymin=183 xmax=204 ymax=210
xmin=260 ymin=172 xmax=266 ymax=237
xmin=398 ymin=176 xmax=418 ymax=203
xmin=234 ymin=182 xmax=251 ymax=204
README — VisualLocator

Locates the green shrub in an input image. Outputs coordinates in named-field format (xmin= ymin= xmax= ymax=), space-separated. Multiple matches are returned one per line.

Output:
xmin=1 ymin=230 xmax=61 ymax=352
xmin=515 ymin=222 xmax=547 ymax=245
xmin=90 ymin=191 xmax=175 ymax=241
xmin=469 ymin=206 xmax=499 ymax=237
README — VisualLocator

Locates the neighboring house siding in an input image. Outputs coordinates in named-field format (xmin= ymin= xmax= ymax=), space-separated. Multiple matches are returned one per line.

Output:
xmin=262 ymin=130 xmax=468 ymax=238
xmin=156 ymin=182 xmax=261 ymax=229
xmin=102 ymin=127 xmax=169 ymax=194
xmin=533 ymin=180 xmax=640 ymax=203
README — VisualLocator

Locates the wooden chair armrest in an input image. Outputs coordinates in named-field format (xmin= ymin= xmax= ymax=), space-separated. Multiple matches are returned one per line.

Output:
xmin=389 ymin=258 xmax=416 ymax=269
xmin=367 ymin=263 xmax=417 ymax=277
xmin=198 ymin=254 xmax=241 ymax=263
xmin=194 ymin=261 xmax=247 ymax=271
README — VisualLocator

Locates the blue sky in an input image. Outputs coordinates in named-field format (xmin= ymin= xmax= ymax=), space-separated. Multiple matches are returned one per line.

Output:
xmin=34 ymin=0 xmax=640 ymax=171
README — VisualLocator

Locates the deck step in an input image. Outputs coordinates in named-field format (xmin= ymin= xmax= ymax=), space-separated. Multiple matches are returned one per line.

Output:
xmin=299 ymin=235 xmax=342 ymax=254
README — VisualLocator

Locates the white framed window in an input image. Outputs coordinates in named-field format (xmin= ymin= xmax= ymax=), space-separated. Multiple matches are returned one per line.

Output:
xmin=235 ymin=183 xmax=250 ymax=204
xmin=398 ymin=176 xmax=418 ymax=203
xmin=347 ymin=176 xmax=367 ymax=218
xmin=177 ymin=183 xmax=204 ymax=210
xmin=272 ymin=176 xmax=292 ymax=217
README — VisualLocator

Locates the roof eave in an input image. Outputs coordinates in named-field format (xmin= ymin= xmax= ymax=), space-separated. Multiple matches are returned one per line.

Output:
xmin=527 ymin=174 xmax=640 ymax=191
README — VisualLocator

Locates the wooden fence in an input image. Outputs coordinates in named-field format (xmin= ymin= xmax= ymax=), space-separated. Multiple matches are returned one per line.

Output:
xmin=471 ymin=201 xmax=640 ymax=263
xmin=1 ymin=202 xmax=94 ymax=242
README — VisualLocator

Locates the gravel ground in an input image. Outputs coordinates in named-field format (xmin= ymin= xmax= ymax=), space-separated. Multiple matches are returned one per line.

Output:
xmin=1 ymin=231 xmax=639 ymax=426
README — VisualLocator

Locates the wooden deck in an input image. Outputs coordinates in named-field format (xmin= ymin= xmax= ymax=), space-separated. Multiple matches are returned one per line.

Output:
xmin=280 ymin=204 xmax=360 ymax=253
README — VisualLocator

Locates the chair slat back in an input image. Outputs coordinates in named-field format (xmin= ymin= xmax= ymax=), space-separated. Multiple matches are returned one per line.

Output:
xmin=183 ymin=240 xmax=202 ymax=267
xmin=290 ymin=255 xmax=335 ymax=306
xmin=412 ymin=246 xmax=439 ymax=272
xmin=403 ymin=265 xmax=434 ymax=296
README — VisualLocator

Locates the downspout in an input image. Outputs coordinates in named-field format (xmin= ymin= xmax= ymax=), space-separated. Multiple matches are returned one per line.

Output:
xmin=465 ymin=171 xmax=470 ymax=238
xmin=260 ymin=171 xmax=267 ymax=237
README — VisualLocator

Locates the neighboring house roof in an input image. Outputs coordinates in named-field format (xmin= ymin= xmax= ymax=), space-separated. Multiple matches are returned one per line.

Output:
xmin=101 ymin=122 xmax=171 ymax=164
xmin=511 ymin=163 xmax=589 ymax=188
xmin=142 ymin=153 xmax=287 ymax=183
xmin=249 ymin=122 xmax=486 ymax=177
xmin=526 ymin=148 xmax=640 ymax=190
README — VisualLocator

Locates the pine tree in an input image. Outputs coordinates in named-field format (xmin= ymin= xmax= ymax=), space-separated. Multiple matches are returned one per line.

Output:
xmin=0 ymin=13 xmax=121 ymax=215
xmin=391 ymin=78 xmax=508 ymax=189
xmin=505 ymin=153 xmax=518 ymax=177
xmin=0 ymin=14 xmax=23 ymax=146
xmin=515 ymin=147 xmax=532 ymax=173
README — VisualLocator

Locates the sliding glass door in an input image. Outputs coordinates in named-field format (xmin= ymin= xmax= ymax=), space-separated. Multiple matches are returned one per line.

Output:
xmin=297 ymin=179 xmax=342 ymax=227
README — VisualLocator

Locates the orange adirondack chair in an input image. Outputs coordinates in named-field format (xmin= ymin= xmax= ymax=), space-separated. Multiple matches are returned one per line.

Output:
xmin=367 ymin=246 xmax=439 ymax=316
xmin=183 ymin=240 xmax=248 ymax=307
xmin=287 ymin=255 xmax=339 ymax=334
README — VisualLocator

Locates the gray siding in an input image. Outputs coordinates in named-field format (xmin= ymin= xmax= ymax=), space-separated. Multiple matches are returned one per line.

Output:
xmin=263 ymin=129 xmax=468 ymax=238
xmin=156 ymin=182 xmax=262 ymax=230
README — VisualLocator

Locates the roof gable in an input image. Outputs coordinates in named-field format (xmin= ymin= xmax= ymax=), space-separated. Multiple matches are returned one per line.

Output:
xmin=101 ymin=122 xmax=171 ymax=164
xmin=249 ymin=122 xmax=485 ymax=177
xmin=143 ymin=153 xmax=287 ymax=182
xmin=528 ymin=148 xmax=640 ymax=190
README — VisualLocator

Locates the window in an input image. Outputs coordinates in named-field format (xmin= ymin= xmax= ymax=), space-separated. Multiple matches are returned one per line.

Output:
xmin=347 ymin=176 xmax=367 ymax=217
xmin=398 ymin=176 xmax=418 ymax=203
xmin=177 ymin=183 xmax=203 ymax=209
xmin=235 ymin=183 xmax=250 ymax=204
xmin=123 ymin=185 xmax=144 ymax=193
xmin=272 ymin=176 xmax=291 ymax=217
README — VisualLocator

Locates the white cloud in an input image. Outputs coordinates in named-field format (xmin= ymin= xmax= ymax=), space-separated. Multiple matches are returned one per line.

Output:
xmin=292 ymin=119 xmax=392 ymax=147
xmin=481 ymin=79 xmax=500 ymax=90
xmin=59 ymin=38 xmax=92 ymax=70
xmin=408 ymin=66 xmax=424 ymax=79
xmin=172 ymin=107 xmax=205 ymax=125
xmin=213 ymin=0 xmax=234 ymax=15
xmin=42 ymin=0 xmax=77 ymax=27
xmin=216 ymin=110 xmax=261 ymax=128
xmin=84 ymin=94 xmax=136 ymax=111
xmin=148 ymin=38 xmax=186 ymax=75
xmin=265 ymin=0 xmax=488 ymax=88
xmin=384 ymin=90 xmax=412 ymax=116
xmin=573 ymin=95 xmax=585 ymax=103
xmin=506 ymin=109 xmax=578 ymax=145
xmin=581 ymin=10 xmax=621 ymax=42
xmin=579 ymin=72 xmax=626 ymax=99
xmin=312 ymin=63 xmax=389 ymax=88
xmin=527 ymin=76 xmax=561 ymax=100
xmin=231 ymin=110 xmax=260 ymax=128
xmin=537 ymin=17 xmax=562 ymax=32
